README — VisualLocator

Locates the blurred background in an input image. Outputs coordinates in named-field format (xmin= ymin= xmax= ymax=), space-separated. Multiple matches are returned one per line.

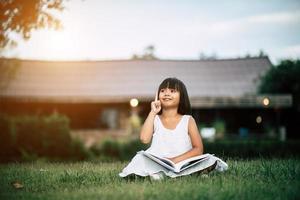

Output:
xmin=0 ymin=0 xmax=299 ymax=162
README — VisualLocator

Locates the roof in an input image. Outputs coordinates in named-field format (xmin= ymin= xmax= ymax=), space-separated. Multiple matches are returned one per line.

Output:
xmin=0 ymin=57 xmax=292 ymax=108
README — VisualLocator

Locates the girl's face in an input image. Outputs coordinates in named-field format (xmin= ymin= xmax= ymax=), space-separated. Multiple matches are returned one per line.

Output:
xmin=159 ymin=87 xmax=180 ymax=108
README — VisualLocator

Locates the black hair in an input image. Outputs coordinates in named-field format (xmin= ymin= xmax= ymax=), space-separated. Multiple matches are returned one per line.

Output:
xmin=157 ymin=77 xmax=191 ymax=115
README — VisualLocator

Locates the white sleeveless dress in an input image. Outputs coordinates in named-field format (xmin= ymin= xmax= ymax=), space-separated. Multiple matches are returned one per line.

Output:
xmin=119 ymin=114 xmax=228 ymax=178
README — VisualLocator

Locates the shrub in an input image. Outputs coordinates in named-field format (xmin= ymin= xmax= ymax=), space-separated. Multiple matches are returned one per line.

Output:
xmin=203 ymin=139 xmax=300 ymax=159
xmin=90 ymin=137 xmax=149 ymax=161
xmin=90 ymin=137 xmax=300 ymax=161
xmin=212 ymin=119 xmax=226 ymax=139
xmin=0 ymin=113 xmax=91 ymax=162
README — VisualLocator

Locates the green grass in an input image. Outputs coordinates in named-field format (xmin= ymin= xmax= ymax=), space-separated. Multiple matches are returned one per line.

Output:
xmin=0 ymin=158 xmax=300 ymax=200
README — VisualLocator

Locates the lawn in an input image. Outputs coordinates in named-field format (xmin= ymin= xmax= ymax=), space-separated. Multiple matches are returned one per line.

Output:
xmin=0 ymin=158 xmax=299 ymax=200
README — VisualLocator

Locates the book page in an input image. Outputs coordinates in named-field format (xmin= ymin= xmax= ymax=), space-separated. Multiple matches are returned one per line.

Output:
xmin=178 ymin=156 xmax=210 ymax=172
xmin=142 ymin=151 xmax=211 ymax=173
xmin=150 ymin=154 xmax=175 ymax=167
xmin=142 ymin=151 xmax=176 ymax=171
xmin=174 ymin=154 xmax=211 ymax=172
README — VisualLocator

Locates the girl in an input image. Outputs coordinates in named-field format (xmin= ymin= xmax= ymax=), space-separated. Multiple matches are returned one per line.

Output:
xmin=119 ymin=77 xmax=228 ymax=180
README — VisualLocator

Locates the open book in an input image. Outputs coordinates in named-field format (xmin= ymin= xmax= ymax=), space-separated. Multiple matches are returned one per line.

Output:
xmin=141 ymin=150 xmax=211 ymax=173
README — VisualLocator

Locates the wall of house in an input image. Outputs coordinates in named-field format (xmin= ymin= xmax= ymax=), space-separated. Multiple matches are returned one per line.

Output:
xmin=137 ymin=102 xmax=285 ymax=136
xmin=192 ymin=108 xmax=280 ymax=135
xmin=0 ymin=101 xmax=132 ymax=130
xmin=1 ymin=100 xmax=297 ymax=138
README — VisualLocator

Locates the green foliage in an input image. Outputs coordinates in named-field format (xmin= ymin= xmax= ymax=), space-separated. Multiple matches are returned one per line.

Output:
xmin=90 ymin=138 xmax=150 ymax=161
xmin=0 ymin=159 xmax=299 ymax=200
xmin=0 ymin=0 xmax=65 ymax=49
xmin=204 ymin=139 xmax=300 ymax=159
xmin=212 ymin=119 xmax=226 ymax=135
xmin=131 ymin=45 xmax=158 ymax=60
xmin=89 ymin=138 xmax=300 ymax=161
xmin=198 ymin=122 xmax=207 ymax=131
xmin=258 ymin=59 xmax=300 ymax=95
xmin=0 ymin=113 xmax=91 ymax=162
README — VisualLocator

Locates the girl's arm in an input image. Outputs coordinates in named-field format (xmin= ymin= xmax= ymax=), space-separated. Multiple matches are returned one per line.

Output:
xmin=139 ymin=111 xmax=156 ymax=144
xmin=168 ymin=116 xmax=204 ymax=163
xmin=140 ymin=92 xmax=161 ymax=144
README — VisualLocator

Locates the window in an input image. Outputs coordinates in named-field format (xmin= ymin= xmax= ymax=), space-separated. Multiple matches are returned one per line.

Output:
xmin=100 ymin=108 xmax=119 ymax=129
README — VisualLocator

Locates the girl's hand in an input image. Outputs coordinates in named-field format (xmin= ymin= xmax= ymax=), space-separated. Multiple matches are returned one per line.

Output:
xmin=151 ymin=91 xmax=161 ymax=114
xmin=166 ymin=157 xmax=179 ymax=164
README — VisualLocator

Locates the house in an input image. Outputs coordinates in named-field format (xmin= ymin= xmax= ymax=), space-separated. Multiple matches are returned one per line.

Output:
xmin=0 ymin=57 xmax=294 ymax=137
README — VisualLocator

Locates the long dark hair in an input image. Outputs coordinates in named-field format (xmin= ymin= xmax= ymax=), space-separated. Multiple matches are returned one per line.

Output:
xmin=157 ymin=77 xmax=191 ymax=115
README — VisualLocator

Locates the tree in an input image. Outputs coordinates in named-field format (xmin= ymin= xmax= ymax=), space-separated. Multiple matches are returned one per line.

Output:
xmin=258 ymin=59 xmax=300 ymax=110
xmin=258 ymin=59 xmax=300 ymax=94
xmin=239 ymin=49 xmax=268 ymax=59
xmin=0 ymin=0 xmax=65 ymax=50
xmin=199 ymin=52 xmax=218 ymax=60
xmin=258 ymin=49 xmax=267 ymax=57
xmin=131 ymin=45 xmax=158 ymax=60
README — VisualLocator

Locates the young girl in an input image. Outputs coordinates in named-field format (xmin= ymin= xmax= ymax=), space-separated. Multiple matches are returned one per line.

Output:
xmin=119 ymin=77 xmax=228 ymax=180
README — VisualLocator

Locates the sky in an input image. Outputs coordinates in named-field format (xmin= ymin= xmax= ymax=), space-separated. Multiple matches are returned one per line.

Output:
xmin=2 ymin=0 xmax=300 ymax=64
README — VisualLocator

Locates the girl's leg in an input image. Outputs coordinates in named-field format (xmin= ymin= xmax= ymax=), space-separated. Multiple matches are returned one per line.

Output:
xmin=195 ymin=161 xmax=218 ymax=175
xmin=149 ymin=171 xmax=165 ymax=181
xmin=123 ymin=174 xmax=146 ymax=181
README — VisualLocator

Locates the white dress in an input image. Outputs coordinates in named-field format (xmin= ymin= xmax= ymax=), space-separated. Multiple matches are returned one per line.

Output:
xmin=119 ymin=114 xmax=228 ymax=178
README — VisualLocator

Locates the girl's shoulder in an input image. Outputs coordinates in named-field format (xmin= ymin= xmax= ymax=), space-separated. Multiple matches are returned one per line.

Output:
xmin=183 ymin=114 xmax=192 ymax=120
xmin=184 ymin=114 xmax=192 ymax=122
xmin=183 ymin=115 xmax=194 ymax=127
xmin=181 ymin=115 xmax=192 ymax=132
xmin=178 ymin=114 xmax=192 ymax=126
